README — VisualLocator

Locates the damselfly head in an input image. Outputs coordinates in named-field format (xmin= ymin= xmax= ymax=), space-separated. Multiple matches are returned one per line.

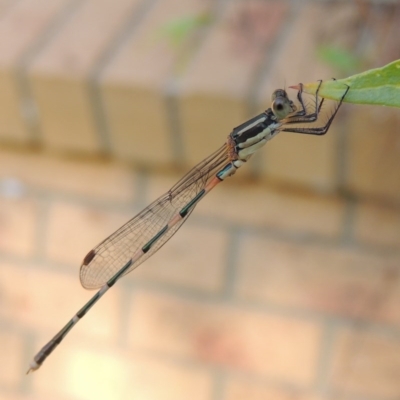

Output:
xmin=271 ymin=89 xmax=296 ymax=120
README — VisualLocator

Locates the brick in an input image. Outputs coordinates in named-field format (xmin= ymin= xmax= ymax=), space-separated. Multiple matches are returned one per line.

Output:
xmin=145 ymin=171 xmax=346 ymax=238
xmin=0 ymin=148 xmax=137 ymax=202
xmin=235 ymin=235 xmax=400 ymax=323
xmin=354 ymin=201 xmax=400 ymax=248
xmin=345 ymin=106 xmax=400 ymax=203
xmin=134 ymin=221 xmax=229 ymax=292
xmin=330 ymin=328 xmax=400 ymax=398
xmin=0 ymin=331 xmax=24 ymax=389
xmin=28 ymin=0 xmax=141 ymax=154
xmin=261 ymin=130 xmax=340 ymax=192
xmin=0 ymin=197 xmax=37 ymax=256
xmin=0 ymin=262 xmax=121 ymax=340
xmin=256 ymin=2 xmax=360 ymax=191
xmin=205 ymin=182 xmax=345 ymax=237
xmin=0 ymin=395 xmax=49 ymax=400
xmin=100 ymin=0 xmax=209 ymax=165
xmin=128 ymin=292 xmax=322 ymax=385
xmin=258 ymin=1 xmax=360 ymax=100
xmin=359 ymin=5 xmax=399 ymax=68
xmin=0 ymin=395 xmax=55 ymax=400
xmin=45 ymin=201 xmax=133 ymax=266
xmin=224 ymin=380 xmax=321 ymax=400
xmin=0 ymin=0 xmax=15 ymax=14
xmin=0 ymin=0 xmax=72 ymax=144
xmin=33 ymin=343 xmax=212 ymax=400
xmin=178 ymin=1 xmax=288 ymax=168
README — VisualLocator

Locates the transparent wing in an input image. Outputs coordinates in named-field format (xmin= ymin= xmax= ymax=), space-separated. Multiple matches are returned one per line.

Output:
xmin=80 ymin=144 xmax=229 ymax=289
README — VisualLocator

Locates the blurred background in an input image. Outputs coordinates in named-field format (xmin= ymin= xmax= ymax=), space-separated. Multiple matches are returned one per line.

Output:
xmin=0 ymin=0 xmax=399 ymax=399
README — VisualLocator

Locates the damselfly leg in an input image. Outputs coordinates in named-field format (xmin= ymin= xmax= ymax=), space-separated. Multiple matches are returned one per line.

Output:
xmin=281 ymin=80 xmax=349 ymax=135
xmin=286 ymin=80 xmax=325 ymax=122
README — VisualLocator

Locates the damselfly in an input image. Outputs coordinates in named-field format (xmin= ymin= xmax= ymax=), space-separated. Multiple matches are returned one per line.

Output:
xmin=28 ymin=81 xmax=349 ymax=373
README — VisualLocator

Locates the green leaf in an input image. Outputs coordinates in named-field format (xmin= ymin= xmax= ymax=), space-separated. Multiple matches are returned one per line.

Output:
xmin=293 ymin=59 xmax=400 ymax=108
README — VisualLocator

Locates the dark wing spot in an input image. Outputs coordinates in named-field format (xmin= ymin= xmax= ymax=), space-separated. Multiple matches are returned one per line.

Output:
xmin=82 ymin=249 xmax=96 ymax=265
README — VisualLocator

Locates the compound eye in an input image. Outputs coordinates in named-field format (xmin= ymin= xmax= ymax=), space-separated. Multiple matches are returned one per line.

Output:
xmin=274 ymin=98 xmax=285 ymax=111
xmin=272 ymin=97 xmax=292 ymax=120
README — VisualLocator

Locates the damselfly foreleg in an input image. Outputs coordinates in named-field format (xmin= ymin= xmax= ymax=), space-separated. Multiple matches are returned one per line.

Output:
xmin=286 ymin=80 xmax=325 ymax=122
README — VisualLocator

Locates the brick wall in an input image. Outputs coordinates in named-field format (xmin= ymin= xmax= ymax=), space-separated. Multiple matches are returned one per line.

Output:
xmin=0 ymin=1 xmax=399 ymax=400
